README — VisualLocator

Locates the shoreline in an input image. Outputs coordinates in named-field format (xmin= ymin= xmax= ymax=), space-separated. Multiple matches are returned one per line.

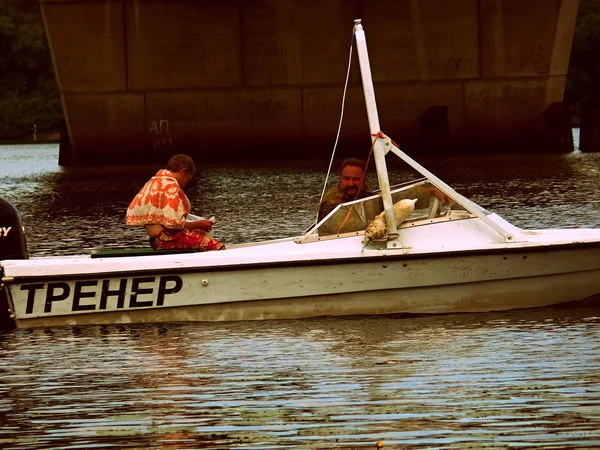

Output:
xmin=0 ymin=133 xmax=60 ymax=145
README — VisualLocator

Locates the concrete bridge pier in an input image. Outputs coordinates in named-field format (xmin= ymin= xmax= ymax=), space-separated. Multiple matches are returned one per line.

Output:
xmin=40 ymin=0 xmax=580 ymax=165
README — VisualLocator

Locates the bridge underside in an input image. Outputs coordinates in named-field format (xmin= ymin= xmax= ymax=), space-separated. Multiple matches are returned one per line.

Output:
xmin=41 ymin=0 xmax=579 ymax=164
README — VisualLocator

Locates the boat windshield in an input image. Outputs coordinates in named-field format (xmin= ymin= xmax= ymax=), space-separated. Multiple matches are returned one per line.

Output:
xmin=307 ymin=179 xmax=473 ymax=238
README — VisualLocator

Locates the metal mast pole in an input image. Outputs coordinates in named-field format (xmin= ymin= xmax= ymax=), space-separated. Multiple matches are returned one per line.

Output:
xmin=353 ymin=20 xmax=398 ymax=242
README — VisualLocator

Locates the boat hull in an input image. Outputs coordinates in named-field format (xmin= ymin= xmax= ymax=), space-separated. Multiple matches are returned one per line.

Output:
xmin=5 ymin=244 xmax=600 ymax=328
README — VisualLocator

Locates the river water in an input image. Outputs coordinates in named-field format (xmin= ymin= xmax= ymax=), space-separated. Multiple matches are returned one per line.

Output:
xmin=1 ymin=137 xmax=600 ymax=449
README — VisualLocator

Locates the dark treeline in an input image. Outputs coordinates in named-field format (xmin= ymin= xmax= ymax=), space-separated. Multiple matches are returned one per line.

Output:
xmin=565 ymin=0 xmax=600 ymax=124
xmin=0 ymin=1 xmax=598 ymax=140
xmin=0 ymin=1 xmax=60 ymax=141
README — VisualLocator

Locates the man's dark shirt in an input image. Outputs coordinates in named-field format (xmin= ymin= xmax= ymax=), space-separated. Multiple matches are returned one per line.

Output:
xmin=317 ymin=185 xmax=380 ymax=235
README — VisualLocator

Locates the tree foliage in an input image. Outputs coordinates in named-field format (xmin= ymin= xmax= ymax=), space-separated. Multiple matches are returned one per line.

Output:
xmin=566 ymin=0 xmax=600 ymax=121
xmin=0 ymin=1 xmax=61 ymax=140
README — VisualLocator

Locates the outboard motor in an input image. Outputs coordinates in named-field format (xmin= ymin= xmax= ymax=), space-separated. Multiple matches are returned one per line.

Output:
xmin=0 ymin=197 xmax=28 ymax=328
xmin=0 ymin=197 xmax=28 ymax=260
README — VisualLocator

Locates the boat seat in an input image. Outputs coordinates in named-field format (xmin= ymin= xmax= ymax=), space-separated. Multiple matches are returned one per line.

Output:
xmin=90 ymin=248 xmax=198 ymax=258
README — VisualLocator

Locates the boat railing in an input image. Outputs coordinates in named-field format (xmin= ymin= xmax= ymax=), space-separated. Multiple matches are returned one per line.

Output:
xmin=383 ymin=140 xmax=514 ymax=241
xmin=352 ymin=20 xmax=514 ymax=244
xmin=296 ymin=20 xmax=515 ymax=246
xmin=296 ymin=179 xmax=477 ymax=244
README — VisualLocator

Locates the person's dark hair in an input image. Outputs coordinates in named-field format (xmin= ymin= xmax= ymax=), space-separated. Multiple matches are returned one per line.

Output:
xmin=339 ymin=157 xmax=366 ymax=174
xmin=166 ymin=154 xmax=197 ymax=177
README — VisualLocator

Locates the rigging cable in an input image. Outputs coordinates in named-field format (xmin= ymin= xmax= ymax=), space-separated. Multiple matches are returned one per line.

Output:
xmin=315 ymin=32 xmax=355 ymax=223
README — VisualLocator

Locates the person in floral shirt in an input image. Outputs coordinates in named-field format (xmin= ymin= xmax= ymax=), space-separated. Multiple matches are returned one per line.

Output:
xmin=126 ymin=154 xmax=225 ymax=252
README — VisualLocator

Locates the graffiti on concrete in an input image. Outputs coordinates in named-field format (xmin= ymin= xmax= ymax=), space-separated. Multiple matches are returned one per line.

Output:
xmin=149 ymin=119 xmax=172 ymax=153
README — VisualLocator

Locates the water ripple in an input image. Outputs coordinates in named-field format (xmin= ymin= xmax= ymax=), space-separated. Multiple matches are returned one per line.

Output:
xmin=2 ymin=144 xmax=600 ymax=448
xmin=0 ymin=310 xmax=599 ymax=449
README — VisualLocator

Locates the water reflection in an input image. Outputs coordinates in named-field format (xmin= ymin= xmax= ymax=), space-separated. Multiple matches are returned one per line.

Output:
xmin=0 ymin=307 xmax=599 ymax=448
xmin=1 ymin=143 xmax=600 ymax=448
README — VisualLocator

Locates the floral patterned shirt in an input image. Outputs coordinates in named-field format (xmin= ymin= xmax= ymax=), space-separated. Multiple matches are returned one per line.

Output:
xmin=126 ymin=169 xmax=191 ymax=229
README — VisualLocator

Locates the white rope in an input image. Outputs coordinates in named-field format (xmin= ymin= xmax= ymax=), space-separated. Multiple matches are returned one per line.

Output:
xmin=316 ymin=33 xmax=355 ymax=221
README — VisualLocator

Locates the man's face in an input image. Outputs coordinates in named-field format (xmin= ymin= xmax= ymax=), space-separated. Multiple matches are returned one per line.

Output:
xmin=339 ymin=165 xmax=364 ymax=199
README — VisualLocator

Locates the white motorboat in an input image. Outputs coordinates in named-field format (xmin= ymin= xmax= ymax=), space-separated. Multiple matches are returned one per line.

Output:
xmin=2 ymin=20 xmax=600 ymax=329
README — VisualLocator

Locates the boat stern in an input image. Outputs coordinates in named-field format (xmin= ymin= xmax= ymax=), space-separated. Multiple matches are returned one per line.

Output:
xmin=1 ymin=196 xmax=29 ymax=328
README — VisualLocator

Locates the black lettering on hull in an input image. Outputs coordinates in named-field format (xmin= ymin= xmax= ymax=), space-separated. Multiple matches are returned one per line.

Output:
xmin=73 ymin=280 xmax=99 ymax=311
xmin=100 ymin=279 xmax=127 ymax=310
xmin=45 ymin=282 xmax=70 ymax=313
xmin=157 ymin=276 xmax=183 ymax=306
xmin=130 ymin=277 xmax=155 ymax=308
xmin=18 ymin=275 xmax=185 ymax=315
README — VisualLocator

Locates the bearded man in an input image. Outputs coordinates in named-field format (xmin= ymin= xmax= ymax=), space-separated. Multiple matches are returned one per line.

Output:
xmin=317 ymin=158 xmax=451 ymax=236
xmin=317 ymin=158 xmax=380 ymax=236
